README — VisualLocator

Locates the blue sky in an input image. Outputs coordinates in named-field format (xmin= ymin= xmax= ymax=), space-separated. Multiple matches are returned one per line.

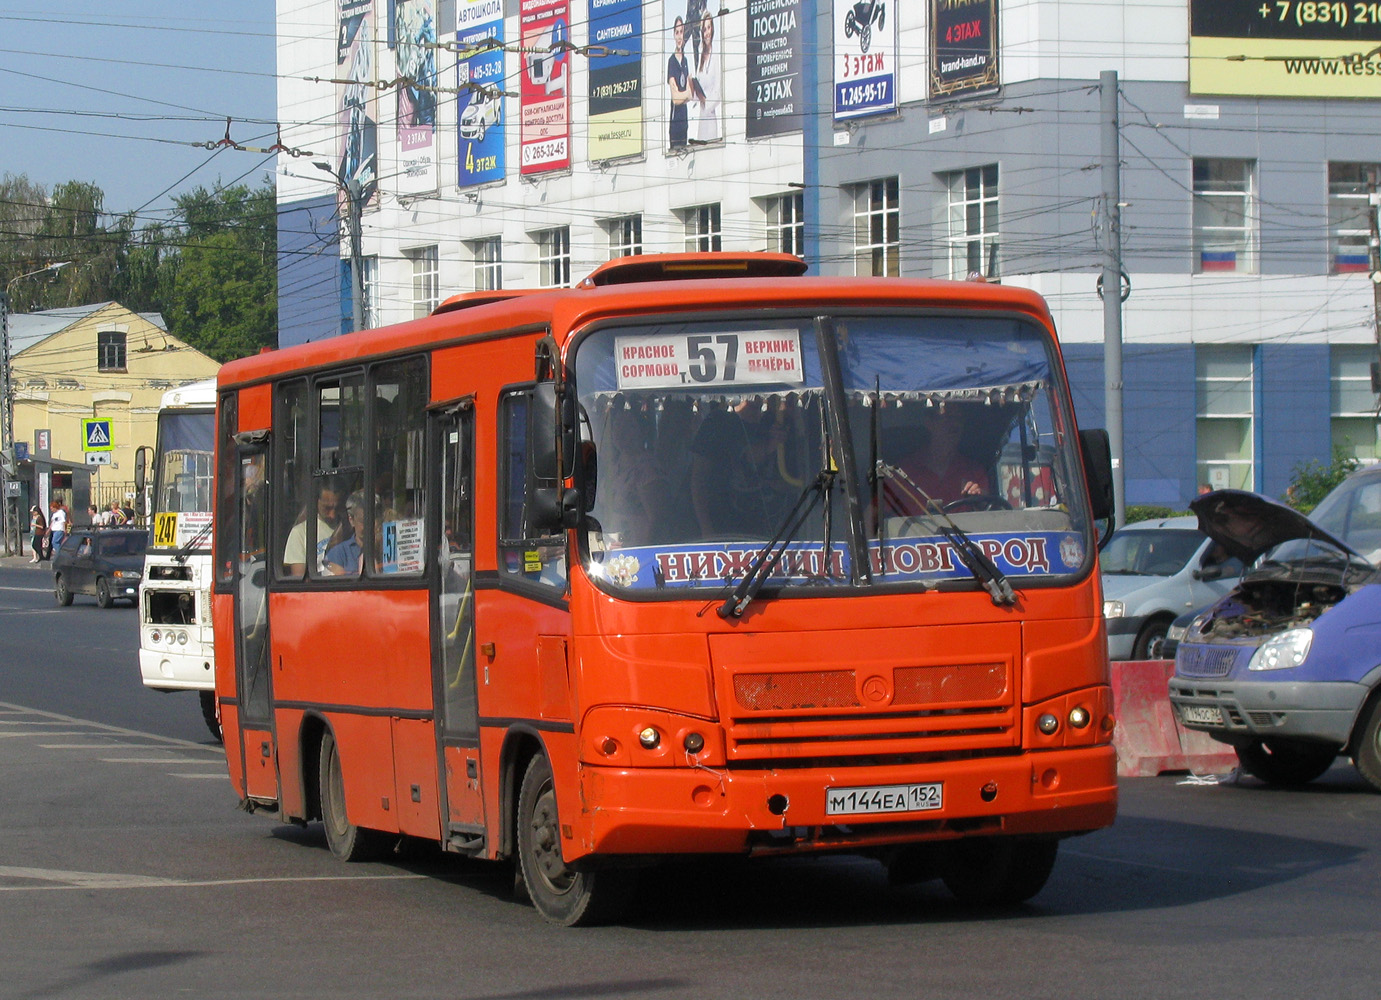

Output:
xmin=0 ymin=2 xmax=277 ymax=218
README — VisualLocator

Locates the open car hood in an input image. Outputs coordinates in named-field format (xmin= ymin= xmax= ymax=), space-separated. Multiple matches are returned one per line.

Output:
xmin=1190 ymin=489 xmax=1360 ymax=564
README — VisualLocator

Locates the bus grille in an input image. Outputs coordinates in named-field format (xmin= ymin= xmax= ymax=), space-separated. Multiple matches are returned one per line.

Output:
xmin=1176 ymin=645 xmax=1241 ymax=678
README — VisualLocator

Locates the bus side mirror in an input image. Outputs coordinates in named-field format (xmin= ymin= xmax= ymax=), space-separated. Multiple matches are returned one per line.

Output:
xmin=1080 ymin=428 xmax=1114 ymax=522
xmin=529 ymin=382 xmax=560 ymax=481
xmin=134 ymin=445 xmax=150 ymax=519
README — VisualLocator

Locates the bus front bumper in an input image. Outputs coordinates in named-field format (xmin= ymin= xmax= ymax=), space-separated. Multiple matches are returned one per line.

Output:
xmin=574 ymin=744 xmax=1117 ymax=858
xmin=138 ymin=647 xmax=215 ymax=692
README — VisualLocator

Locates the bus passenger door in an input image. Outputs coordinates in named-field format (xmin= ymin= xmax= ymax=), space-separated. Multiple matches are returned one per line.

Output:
xmin=233 ymin=445 xmax=278 ymax=804
xmin=432 ymin=406 xmax=484 ymax=839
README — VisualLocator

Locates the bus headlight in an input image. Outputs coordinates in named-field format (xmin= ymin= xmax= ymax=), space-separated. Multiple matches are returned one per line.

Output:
xmin=1248 ymin=628 xmax=1313 ymax=671
xmin=177 ymin=631 xmax=189 ymax=646
xmin=1103 ymin=600 xmax=1125 ymax=618
xmin=150 ymin=630 xmax=162 ymax=643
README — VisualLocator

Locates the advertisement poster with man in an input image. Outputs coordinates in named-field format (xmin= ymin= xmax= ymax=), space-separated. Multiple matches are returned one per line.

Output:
xmin=457 ymin=0 xmax=506 ymax=187
xmin=338 ymin=0 xmax=379 ymax=210
xmin=929 ymin=0 xmax=998 ymax=101
xmin=747 ymin=0 xmax=803 ymax=138
xmin=393 ymin=0 xmax=439 ymax=195
xmin=587 ymin=0 xmax=643 ymax=162
xmin=664 ymin=0 xmax=723 ymax=150
xmin=832 ymin=0 xmax=897 ymax=120
xmin=519 ymin=0 xmax=571 ymax=175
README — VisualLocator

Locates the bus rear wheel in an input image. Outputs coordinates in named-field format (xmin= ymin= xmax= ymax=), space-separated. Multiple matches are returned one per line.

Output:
xmin=516 ymin=754 xmax=631 ymax=926
xmin=940 ymin=837 xmax=1059 ymax=905
xmin=318 ymin=730 xmax=389 ymax=862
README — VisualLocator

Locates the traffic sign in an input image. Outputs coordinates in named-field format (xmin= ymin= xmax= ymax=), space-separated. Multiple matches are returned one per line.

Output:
xmin=85 ymin=452 xmax=112 ymax=466
xmin=82 ymin=419 xmax=113 ymax=452
xmin=14 ymin=442 xmax=27 ymax=461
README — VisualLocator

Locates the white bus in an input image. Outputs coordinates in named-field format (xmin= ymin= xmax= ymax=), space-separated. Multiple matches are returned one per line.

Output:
xmin=136 ymin=379 xmax=218 ymax=739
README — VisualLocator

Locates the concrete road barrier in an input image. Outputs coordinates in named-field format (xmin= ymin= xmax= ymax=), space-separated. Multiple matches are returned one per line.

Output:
xmin=1110 ymin=659 xmax=1237 ymax=778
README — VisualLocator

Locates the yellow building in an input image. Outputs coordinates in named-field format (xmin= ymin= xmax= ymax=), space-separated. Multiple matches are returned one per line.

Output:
xmin=10 ymin=302 xmax=220 ymax=494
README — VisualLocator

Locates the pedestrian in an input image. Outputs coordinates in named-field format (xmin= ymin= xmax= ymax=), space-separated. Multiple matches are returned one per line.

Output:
xmin=120 ymin=495 xmax=136 ymax=525
xmin=109 ymin=500 xmax=128 ymax=526
xmin=88 ymin=504 xmax=105 ymax=528
xmin=47 ymin=499 xmax=68 ymax=558
xmin=28 ymin=505 xmax=46 ymax=563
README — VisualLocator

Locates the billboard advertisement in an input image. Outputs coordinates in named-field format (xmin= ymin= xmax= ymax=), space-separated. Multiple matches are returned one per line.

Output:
xmin=664 ymin=0 xmax=724 ymax=149
xmin=588 ymin=0 xmax=642 ymax=161
xmin=457 ymin=0 xmax=506 ymax=187
xmin=1190 ymin=0 xmax=1381 ymax=97
xmin=337 ymin=0 xmax=379 ymax=210
xmin=392 ymin=0 xmax=438 ymax=195
xmin=519 ymin=0 xmax=571 ymax=174
xmin=832 ymin=0 xmax=897 ymax=120
xmin=747 ymin=0 xmax=804 ymax=137
xmin=929 ymin=0 xmax=999 ymax=101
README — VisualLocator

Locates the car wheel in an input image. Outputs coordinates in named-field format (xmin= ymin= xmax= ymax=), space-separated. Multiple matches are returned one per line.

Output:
xmin=95 ymin=577 xmax=114 ymax=609
xmin=54 ymin=574 xmax=73 ymax=607
xmin=1132 ymin=617 xmax=1172 ymax=660
xmin=1351 ymin=696 xmax=1381 ymax=793
xmin=517 ymin=754 xmax=633 ymax=925
xmin=940 ymin=837 xmax=1059 ymax=905
xmin=1236 ymin=738 xmax=1337 ymax=787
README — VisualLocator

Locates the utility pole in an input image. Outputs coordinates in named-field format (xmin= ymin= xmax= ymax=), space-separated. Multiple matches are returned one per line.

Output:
xmin=1 ymin=288 xmax=13 ymax=555
xmin=315 ymin=162 xmax=367 ymax=332
xmin=1100 ymin=69 xmax=1126 ymax=529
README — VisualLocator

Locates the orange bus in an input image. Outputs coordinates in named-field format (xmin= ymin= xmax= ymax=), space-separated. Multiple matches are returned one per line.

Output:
xmin=213 ymin=253 xmax=1117 ymax=924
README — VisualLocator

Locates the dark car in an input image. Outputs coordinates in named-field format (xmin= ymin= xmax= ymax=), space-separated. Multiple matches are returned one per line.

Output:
xmin=53 ymin=528 xmax=149 ymax=608
xmin=1169 ymin=474 xmax=1381 ymax=790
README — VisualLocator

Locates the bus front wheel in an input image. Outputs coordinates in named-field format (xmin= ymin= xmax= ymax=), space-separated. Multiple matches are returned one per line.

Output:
xmin=940 ymin=836 xmax=1058 ymax=905
xmin=318 ymin=730 xmax=389 ymax=862
xmin=516 ymin=754 xmax=632 ymax=926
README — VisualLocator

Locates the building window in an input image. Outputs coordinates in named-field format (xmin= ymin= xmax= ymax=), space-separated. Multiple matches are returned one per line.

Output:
xmin=470 ymin=237 xmax=502 ymax=291
xmin=1331 ymin=344 xmax=1380 ymax=461
xmin=765 ymin=193 xmax=805 ymax=257
xmin=1193 ymin=159 xmax=1256 ymax=274
xmin=943 ymin=166 xmax=999 ymax=279
xmin=361 ymin=255 xmax=379 ymax=328
xmin=1196 ymin=344 xmax=1255 ymax=491
xmin=1328 ymin=163 xmax=1377 ymax=275
xmin=97 ymin=331 xmax=126 ymax=372
xmin=535 ymin=227 xmax=571 ymax=287
xmin=605 ymin=215 xmax=642 ymax=258
xmin=406 ymin=245 xmax=440 ymax=319
xmin=682 ymin=204 xmax=722 ymax=252
xmin=851 ymin=177 xmax=899 ymax=276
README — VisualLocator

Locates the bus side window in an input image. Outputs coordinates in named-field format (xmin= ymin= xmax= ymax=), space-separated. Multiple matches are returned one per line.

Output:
xmin=498 ymin=389 xmax=566 ymax=590
xmin=370 ymin=357 xmax=428 ymax=575
xmin=275 ymin=379 xmax=312 ymax=579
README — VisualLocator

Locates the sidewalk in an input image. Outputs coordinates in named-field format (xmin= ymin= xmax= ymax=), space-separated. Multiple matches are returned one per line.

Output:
xmin=0 ymin=552 xmax=52 ymax=570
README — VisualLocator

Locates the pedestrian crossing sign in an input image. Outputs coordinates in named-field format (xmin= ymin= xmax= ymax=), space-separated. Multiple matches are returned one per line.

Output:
xmin=82 ymin=419 xmax=113 ymax=452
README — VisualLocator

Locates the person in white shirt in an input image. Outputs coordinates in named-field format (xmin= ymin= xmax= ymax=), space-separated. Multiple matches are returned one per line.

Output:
xmin=48 ymin=500 xmax=68 ymax=557
xmin=690 ymin=14 xmax=721 ymax=144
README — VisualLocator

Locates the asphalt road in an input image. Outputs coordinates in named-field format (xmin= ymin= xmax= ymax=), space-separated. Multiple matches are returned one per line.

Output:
xmin=2 ymin=559 xmax=1380 ymax=999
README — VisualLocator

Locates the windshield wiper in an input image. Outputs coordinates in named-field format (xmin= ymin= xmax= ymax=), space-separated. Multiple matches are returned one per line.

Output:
xmin=718 ymin=468 xmax=836 ymax=619
xmin=874 ymin=462 xmax=1016 ymax=606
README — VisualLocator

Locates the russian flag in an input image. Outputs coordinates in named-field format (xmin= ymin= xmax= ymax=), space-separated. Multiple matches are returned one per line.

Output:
xmin=1335 ymin=253 xmax=1370 ymax=273
xmin=1200 ymin=250 xmax=1237 ymax=272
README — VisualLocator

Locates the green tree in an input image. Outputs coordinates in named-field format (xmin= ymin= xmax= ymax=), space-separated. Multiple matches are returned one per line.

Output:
xmin=1284 ymin=446 xmax=1360 ymax=513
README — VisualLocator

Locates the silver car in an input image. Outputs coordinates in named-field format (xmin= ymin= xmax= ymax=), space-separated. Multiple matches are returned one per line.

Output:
xmin=1101 ymin=515 xmax=1243 ymax=659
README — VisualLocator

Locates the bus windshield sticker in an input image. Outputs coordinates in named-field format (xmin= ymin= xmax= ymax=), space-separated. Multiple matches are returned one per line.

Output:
xmin=590 ymin=532 xmax=1084 ymax=590
xmin=614 ymin=329 xmax=805 ymax=390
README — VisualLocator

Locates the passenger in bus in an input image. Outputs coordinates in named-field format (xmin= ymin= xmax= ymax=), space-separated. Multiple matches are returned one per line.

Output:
xmin=690 ymin=397 xmax=798 ymax=538
xmin=283 ymin=481 xmax=343 ymax=576
xmin=887 ymin=405 xmax=991 ymax=514
xmin=597 ymin=403 xmax=671 ymax=547
xmin=324 ymin=491 xmax=372 ymax=576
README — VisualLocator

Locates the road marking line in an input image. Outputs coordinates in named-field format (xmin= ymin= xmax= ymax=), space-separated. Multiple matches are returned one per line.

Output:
xmin=0 ymin=866 xmax=425 ymax=892
xmin=99 ymin=757 xmax=212 ymax=764
xmin=0 ymin=731 xmax=104 ymax=738
xmin=0 ymin=700 xmax=216 ymax=751
xmin=39 ymin=743 xmax=221 ymax=753
xmin=169 ymin=773 xmax=227 ymax=779
xmin=1062 ymin=847 xmax=1200 ymax=876
xmin=0 ymin=586 xmax=54 ymax=594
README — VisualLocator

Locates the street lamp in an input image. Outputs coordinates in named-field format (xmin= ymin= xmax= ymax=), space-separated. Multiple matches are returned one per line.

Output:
xmin=314 ymin=161 xmax=367 ymax=333
xmin=1 ymin=261 xmax=73 ymax=554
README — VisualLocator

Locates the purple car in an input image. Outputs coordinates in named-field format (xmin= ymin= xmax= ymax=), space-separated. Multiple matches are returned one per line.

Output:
xmin=1169 ymin=469 xmax=1381 ymax=790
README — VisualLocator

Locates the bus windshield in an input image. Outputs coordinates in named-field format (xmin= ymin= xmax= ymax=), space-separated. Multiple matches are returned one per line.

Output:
xmin=154 ymin=410 xmax=216 ymax=517
xmin=573 ymin=312 xmax=1092 ymax=596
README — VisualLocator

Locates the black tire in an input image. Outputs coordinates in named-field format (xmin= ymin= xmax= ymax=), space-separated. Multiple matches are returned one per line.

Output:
xmin=1132 ymin=617 xmax=1172 ymax=660
xmin=860 ymin=24 xmax=871 ymax=53
xmin=318 ymin=730 xmax=389 ymax=862
xmin=95 ymin=577 xmax=114 ymax=609
xmin=1353 ymin=697 xmax=1381 ymax=793
xmin=941 ymin=837 xmax=1059 ymax=906
xmin=199 ymin=690 xmax=223 ymax=743
xmin=54 ymin=574 xmax=73 ymax=606
xmin=1236 ymin=738 xmax=1337 ymax=787
xmin=844 ymin=11 xmax=857 ymax=36
xmin=516 ymin=754 xmax=632 ymax=926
